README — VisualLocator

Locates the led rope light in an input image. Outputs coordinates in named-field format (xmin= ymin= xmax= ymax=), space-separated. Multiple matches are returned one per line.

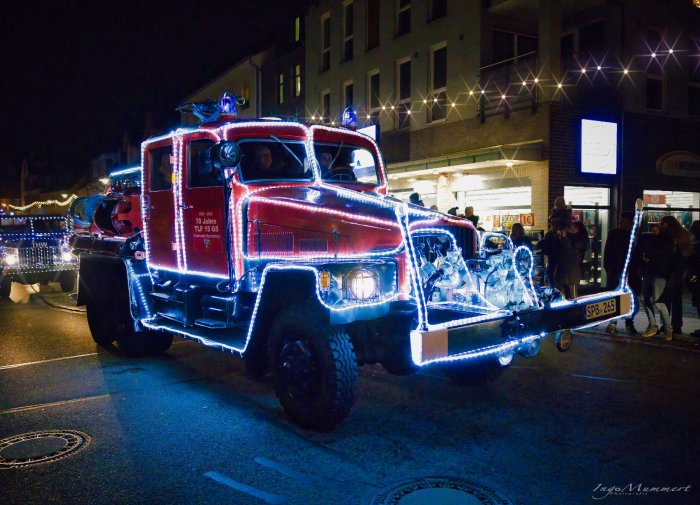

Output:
xmin=8 ymin=195 xmax=78 ymax=211
xmin=109 ymin=166 xmax=141 ymax=177
xmin=511 ymin=245 xmax=538 ymax=307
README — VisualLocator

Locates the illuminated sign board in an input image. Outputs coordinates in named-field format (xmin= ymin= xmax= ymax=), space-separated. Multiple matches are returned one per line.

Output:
xmin=581 ymin=119 xmax=617 ymax=175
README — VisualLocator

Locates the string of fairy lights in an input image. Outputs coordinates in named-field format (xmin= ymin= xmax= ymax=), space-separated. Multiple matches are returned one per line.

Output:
xmin=303 ymin=38 xmax=699 ymax=126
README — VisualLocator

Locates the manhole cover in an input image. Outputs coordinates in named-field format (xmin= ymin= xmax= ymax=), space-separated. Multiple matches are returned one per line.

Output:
xmin=370 ymin=476 xmax=514 ymax=505
xmin=0 ymin=430 xmax=90 ymax=469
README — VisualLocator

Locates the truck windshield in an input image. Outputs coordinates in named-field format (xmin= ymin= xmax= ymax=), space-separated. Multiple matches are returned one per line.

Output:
xmin=237 ymin=139 xmax=311 ymax=183
xmin=314 ymin=142 xmax=380 ymax=186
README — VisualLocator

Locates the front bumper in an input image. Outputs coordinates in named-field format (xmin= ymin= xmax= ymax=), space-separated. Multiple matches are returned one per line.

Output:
xmin=410 ymin=290 xmax=633 ymax=366
xmin=1 ymin=263 xmax=77 ymax=282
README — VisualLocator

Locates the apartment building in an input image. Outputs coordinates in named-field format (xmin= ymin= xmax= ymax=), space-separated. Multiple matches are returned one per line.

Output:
xmin=305 ymin=0 xmax=700 ymax=288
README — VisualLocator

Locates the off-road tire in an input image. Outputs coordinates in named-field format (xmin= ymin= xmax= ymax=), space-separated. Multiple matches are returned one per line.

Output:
xmin=0 ymin=278 xmax=11 ymax=299
xmin=59 ymin=271 xmax=77 ymax=292
xmin=268 ymin=303 xmax=358 ymax=431
xmin=86 ymin=302 xmax=129 ymax=346
xmin=441 ymin=357 xmax=505 ymax=386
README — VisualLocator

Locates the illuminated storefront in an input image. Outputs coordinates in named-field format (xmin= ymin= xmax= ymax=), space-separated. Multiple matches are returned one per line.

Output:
xmin=642 ymin=190 xmax=700 ymax=231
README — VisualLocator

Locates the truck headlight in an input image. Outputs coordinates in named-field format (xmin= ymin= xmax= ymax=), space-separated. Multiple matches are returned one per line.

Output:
xmin=2 ymin=252 xmax=18 ymax=266
xmin=61 ymin=249 xmax=73 ymax=263
xmin=348 ymin=269 xmax=377 ymax=300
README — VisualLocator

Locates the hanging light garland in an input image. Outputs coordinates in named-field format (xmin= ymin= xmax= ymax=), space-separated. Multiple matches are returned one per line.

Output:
xmin=8 ymin=194 xmax=78 ymax=211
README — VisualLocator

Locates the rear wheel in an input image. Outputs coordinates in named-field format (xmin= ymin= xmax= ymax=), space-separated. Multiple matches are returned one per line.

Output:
xmin=86 ymin=302 xmax=128 ymax=346
xmin=268 ymin=303 xmax=358 ymax=431
xmin=0 ymin=278 xmax=11 ymax=298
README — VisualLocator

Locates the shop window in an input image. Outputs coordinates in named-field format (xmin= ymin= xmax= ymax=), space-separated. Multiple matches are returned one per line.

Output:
xmin=396 ymin=58 xmax=411 ymax=129
xmin=366 ymin=0 xmax=380 ymax=50
xmin=564 ymin=186 xmax=610 ymax=288
xmin=643 ymin=190 xmax=700 ymax=231
xmin=646 ymin=75 xmax=663 ymax=110
xmin=321 ymin=13 xmax=331 ymax=72
xmin=428 ymin=0 xmax=446 ymax=22
xmin=397 ymin=0 xmax=410 ymax=37
xmin=343 ymin=1 xmax=354 ymax=61
xmin=188 ymin=139 xmax=218 ymax=188
xmin=429 ymin=44 xmax=447 ymax=123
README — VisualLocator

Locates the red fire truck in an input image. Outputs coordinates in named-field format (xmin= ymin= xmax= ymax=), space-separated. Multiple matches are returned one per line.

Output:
xmin=70 ymin=97 xmax=639 ymax=430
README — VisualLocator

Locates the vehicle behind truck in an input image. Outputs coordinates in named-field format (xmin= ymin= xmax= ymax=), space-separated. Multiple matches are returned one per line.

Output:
xmin=70 ymin=96 xmax=641 ymax=430
xmin=1 ymin=214 xmax=77 ymax=297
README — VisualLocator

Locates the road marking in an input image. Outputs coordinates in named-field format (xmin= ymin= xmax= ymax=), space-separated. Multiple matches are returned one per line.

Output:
xmin=255 ymin=457 xmax=312 ymax=483
xmin=571 ymin=374 xmax=639 ymax=384
xmin=0 ymin=394 xmax=111 ymax=415
xmin=0 ymin=353 xmax=99 ymax=370
xmin=0 ymin=341 xmax=191 ymax=371
xmin=204 ymin=471 xmax=286 ymax=504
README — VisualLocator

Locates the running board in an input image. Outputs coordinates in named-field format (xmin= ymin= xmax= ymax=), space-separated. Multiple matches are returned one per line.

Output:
xmin=144 ymin=316 xmax=248 ymax=352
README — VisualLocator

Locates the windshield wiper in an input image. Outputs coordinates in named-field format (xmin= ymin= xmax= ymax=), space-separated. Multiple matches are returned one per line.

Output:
xmin=269 ymin=135 xmax=303 ymax=169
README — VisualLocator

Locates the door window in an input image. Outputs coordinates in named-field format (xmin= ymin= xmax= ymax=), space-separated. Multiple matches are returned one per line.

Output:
xmin=150 ymin=145 xmax=173 ymax=191
xmin=188 ymin=139 xmax=219 ymax=188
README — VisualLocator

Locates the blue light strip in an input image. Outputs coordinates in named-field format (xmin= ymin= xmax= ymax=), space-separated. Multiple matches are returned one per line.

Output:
xmin=109 ymin=166 xmax=141 ymax=177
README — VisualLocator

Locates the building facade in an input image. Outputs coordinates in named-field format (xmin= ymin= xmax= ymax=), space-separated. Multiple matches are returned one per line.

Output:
xmin=305 ymin=0 xmax=700 ymax=288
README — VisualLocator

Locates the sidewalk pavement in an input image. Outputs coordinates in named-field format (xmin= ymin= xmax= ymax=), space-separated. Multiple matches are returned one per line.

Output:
xmin=581 ymin=294 xmax=700 ymax=350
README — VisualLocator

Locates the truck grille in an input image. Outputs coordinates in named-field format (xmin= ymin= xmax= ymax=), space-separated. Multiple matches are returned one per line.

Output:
xmin=16 ymin=247 xmax=60 ymax=267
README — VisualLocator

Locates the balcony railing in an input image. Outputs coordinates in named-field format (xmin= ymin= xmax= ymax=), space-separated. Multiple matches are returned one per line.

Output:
xmin=478 ymin=52 xmax=539 ymax=121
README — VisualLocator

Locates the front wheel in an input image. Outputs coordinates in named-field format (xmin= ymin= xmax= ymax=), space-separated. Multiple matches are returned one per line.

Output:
xmin=59 ymin=271 xmax=77 ymax=292
xmin=0 ymin=278 xmax=11 ymax=298
xmin=268 ymin=304 xmax=358 ymax=431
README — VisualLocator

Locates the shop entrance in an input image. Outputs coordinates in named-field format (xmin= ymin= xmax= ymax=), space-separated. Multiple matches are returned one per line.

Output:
xmin=564 ymin=186 xmax=611 ymax=289
xmin=642 ymin=190 xmax=700 ymax=232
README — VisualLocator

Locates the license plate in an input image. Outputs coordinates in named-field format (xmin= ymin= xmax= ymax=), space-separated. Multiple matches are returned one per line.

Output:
xmin=585 ymin=299 xmax=617 ymax=320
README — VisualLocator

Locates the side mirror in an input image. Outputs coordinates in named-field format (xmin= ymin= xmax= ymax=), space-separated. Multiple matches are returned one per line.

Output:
xmin=204 ymin=141 xmax=241 ymax=175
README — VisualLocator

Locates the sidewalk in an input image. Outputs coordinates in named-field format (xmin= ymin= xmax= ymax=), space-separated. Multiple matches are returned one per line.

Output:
xmin=581 ymin=293 xmax=700 ymax=350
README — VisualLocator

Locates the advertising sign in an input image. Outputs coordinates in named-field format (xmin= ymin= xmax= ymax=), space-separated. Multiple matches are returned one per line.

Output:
xmin=581 ymin=119 xmax=617 ymax=175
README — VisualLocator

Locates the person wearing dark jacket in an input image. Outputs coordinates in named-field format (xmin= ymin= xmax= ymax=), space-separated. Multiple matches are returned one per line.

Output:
xmin=638 ymin=230 xmax=674 ymax=340
xmin=659 ymin=215 xmax=693 ymax=336
xmin=539 ymin=222 xmax=576 ymax=297
xmin=510 ymin=223 xmax=532 ymax=249
xmin=604 ymin=212 xmax=641 ymax=335
xmin=688 ymin=220 xmax=700 ymax=338
xmin=561 ymin=221 xmax=588 ymax=299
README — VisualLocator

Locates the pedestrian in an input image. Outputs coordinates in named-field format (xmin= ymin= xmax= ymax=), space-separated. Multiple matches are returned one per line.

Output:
xmin=447 ymin=207 xmax=459 ymax=216
xmin=638 ymin=228 xmax=674 ymax=340
xmin=604 ymin=212 xmax=641 ymax=335
xmin=463 ymin=206 xmax=479 ymax=228
xmin=409 ymin=192 xmax=424 ymax=207
xmin=549 ymin=196 xmax=572 ymax=231
xmin=509 ymin=222 xmax=532 ymax=249
xmin=561 ymin=221 xmax=588 ymax=299
xmin=538 ymin=219 xmax=571 ymax=296
xmin=687 ymin=220 xmax=700 ymax=338
xmin=659 ymin=215 xmax=693 ymax=336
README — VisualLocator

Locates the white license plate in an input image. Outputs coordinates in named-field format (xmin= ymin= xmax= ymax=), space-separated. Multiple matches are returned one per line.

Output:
xmin=585 ymin=299 xmax=617 ymax=320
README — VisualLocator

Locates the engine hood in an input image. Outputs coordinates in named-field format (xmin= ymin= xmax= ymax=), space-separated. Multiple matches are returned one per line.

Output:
xmin=243 ymin=185 xmax=405 ymax=258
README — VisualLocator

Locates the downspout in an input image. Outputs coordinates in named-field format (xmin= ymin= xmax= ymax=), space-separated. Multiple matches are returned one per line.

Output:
xmin=249 ymin=58 xmax=262 ymax=116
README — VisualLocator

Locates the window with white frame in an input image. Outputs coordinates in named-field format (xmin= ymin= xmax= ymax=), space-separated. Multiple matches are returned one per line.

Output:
xmin=429 ymin=43 xmax=447 ymax=123
xmin=366 ymin=0 xmax=379 ymax=50
xmin=367 ymin=69 xmax=380 ymax=123
xmin=428 ymin=0 xmax=446 ymax=22
xmin=321 ymin=89 xmax=331 ymax=123
xmin=321 ymin=12 xmax=331 ymax=72
xmin=343 ymin=80 xmax=354 ymax=110
xmin=343 ymin=1 xmax=354 ymax=61
xmin=396 ymin=57 xmax=411 ymax=129
xmin=397 ymin=0 xmax=410 ymax=37
xmin=294 ymin=64 xmax=302 ymax=97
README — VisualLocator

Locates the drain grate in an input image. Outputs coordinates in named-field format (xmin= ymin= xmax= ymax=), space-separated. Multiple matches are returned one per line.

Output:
xmin=0 ymin=430 xmax=90 ymax=469
xmin=370 ymin=476 xmax=514 ymax=505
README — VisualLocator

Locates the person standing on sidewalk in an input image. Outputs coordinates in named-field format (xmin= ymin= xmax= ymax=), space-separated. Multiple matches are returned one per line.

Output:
xmin=638 ymin=228 xmax=674 ymax=340
xmin=659 ymin=216 xmax=693 ymax=337
xmin=562 ymin=221 xmax=589 ymax=299
xmin=688 ymin=221 xmax=700 ymax=338
xmin=604 ymin=212 xmax=641 ymax=335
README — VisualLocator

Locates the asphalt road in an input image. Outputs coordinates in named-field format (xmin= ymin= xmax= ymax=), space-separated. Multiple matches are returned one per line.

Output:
xmin=1 ymin=284 xmax=699 ymax=505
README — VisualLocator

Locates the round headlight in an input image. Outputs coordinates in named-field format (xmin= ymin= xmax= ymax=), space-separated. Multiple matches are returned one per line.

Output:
xmin=349 ymin=269 xmax=377 ymax=299
xmin=3 ymin=253 xmax=18 ymax=266
xmin=61 ymin=250 xmax=73 ymax=262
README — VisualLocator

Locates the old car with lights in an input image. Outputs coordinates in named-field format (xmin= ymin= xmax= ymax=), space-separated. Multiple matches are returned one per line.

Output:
xmin=70 ymin=95 xmax=641 ymax=430
xmin=0 ymin=214 xmax=77 ymax=297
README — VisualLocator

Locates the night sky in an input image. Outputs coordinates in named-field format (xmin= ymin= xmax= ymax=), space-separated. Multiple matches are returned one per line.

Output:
xmin=1 ymin=0 xmax=303 ymax=192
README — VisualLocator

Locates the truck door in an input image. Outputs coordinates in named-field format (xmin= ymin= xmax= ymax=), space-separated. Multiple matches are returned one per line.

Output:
xmin=180 ymin=135 xmax=229 ymax=277
xmin=143 ymin=140 xmax=178 ymax=270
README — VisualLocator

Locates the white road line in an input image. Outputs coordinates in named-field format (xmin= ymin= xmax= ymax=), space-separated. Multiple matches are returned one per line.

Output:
xmin=0 ymin=394 xmax=112 ymax=415
xmin=255 ymin=457 xmax=311 ymax=483
xmin=571 ymin=374 xmax=639 ymax=383
xmin=204 ymin=471 xmax=286 ymax=504
xmin=0 ymin=353 xmax=98 ymax=370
